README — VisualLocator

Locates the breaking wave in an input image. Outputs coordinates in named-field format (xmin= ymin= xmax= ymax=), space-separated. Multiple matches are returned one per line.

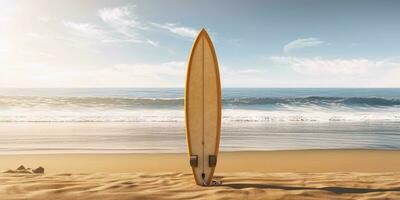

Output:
xmin=1 ymin=95 xmax=400 ymax=123
xmin=1 ymin=96 xmax=400 ymax=108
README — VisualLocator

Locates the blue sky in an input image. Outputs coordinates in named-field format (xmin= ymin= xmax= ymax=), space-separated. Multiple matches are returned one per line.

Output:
xmin=1 ymin=0 xmax=400 ymax=87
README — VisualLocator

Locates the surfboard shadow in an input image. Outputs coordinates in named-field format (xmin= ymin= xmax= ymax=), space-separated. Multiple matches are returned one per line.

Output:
xmin=220 ymin=183 xmax=400 ymax=194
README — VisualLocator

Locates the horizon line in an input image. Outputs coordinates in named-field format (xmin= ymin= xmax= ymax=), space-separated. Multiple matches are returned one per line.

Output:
xmin=1 ymin=87 xmax=400 ymax=89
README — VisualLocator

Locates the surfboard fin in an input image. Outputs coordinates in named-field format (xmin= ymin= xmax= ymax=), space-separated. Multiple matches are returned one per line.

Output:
xmin=190 ymin=155 xmax=198 ymax=167
xmin=209 ymin=155 xmax=217 ymax=167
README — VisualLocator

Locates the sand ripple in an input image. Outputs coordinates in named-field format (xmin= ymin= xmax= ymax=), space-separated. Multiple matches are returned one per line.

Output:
xmin=1 ymin=172 xmax=400 ymax=200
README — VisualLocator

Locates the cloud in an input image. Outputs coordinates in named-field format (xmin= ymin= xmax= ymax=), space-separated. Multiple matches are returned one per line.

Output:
xmin=217 ymin=57 xmax=400 ymax=87
xmin=112 ymin=61 xmax=184 ymax=78
xmin=63 ymin=21 xmax=107 ymax=39
xmin=62 ymin=5 xmax=196 ymax=46
xmin=269 ymin=56 xmax=397 ymax=76
xmin=101 ymin=38 xmax=158 ymax=46
xmin=382 ymin=67 xmax=400 ymax=87
xmin=0 ymin=61 xmax=186 ymax=88
xmin=97 ymin=5 xmax=197 ymax=41
xmin=26 ymin=32 xmax=47 ymax=40
xmin=62 ymin=5 xmax=158 ymax=46
xmin=151 ymin=23 xmax=197 ymax=39
xmin=0 ymin=16 xmax=14 ymax=23
xmin=63 ymin=20 xmax=158 ymax=46
xmin=98 ymin=5 xmax=146 ymax=35
xmin=37 ymin=17 xmax=49 ymax=23
xmin=221 ymin=66 xmax=270 ymax=87
xmin=97 ymin=5 xmax=158 ymax=46
xmin=283 ymin=38 xmax=325 ymax=53
xmin=98 ymin=5 xmax=143 ymax=29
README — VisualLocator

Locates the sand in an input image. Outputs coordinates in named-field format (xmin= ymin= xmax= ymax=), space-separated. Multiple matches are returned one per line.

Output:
xmin=1 ymin=150 xmax=400 ymax=199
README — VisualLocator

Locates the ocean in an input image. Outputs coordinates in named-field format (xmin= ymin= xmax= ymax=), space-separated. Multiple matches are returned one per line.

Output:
xmin=1 ymin=88 xmax=400 ymax=154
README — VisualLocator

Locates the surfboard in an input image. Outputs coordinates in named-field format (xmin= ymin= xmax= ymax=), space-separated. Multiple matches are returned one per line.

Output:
xmin=184 ymin=28 xmax=222 ymax=186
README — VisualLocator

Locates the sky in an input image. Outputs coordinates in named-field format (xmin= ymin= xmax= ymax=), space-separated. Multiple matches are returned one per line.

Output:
xmin=1 ymin=0 xmax=400 ymax=88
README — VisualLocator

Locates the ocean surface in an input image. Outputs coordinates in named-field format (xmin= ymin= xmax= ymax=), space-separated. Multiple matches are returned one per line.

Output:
xmin=1 ymin=88 xmax=400 ymax=154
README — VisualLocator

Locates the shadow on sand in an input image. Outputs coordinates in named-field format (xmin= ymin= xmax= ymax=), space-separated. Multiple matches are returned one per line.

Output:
xmin=220 ymin=183 xmax=400 ymax=194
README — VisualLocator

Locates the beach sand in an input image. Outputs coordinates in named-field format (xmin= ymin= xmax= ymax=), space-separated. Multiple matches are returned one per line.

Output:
xmin=1 ymin=150 xmax=400 ymax=199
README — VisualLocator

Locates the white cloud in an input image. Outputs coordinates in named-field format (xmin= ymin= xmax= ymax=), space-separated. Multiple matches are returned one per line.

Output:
xmin=25 ymin=32 xmax=51 ymax=40
xmin=98 ymin=5 xmax=143 ymax=30
xmin=0 ymin=61 xmax=185 ymax=88
xmin=216 ymin=57 xmax=400 ymax=87
xmin=96 ymin=5 xmax=158 ymax=46
xmin=63 ymin=5 xmax=159 ymax=46
xmin=382 ymin=67 xmax=400 ymax=87
xmin=269 ymin=56 xmax=387 ymax=76
xmin=63 ymin=21 xmax=107 ymax=39
xmin=98 ymin=5 xmax=148 ymax=39
xmin=101 ymin=38 xmax=158 ymax=46
xmin=63 ymin=20 xmax=158 ymax=46
xmin=283 ymin=38 xmax=325 ymax=53
xmin=62 ymin=5 xmax=197 ymax=46
xmin=151 ymin=23 xmax=197 ymax=38
xmin=112 ymin=61 xmax=184 ymax=78
xmin=37 ymin=17 xmax=49 ymax=23
xmin=267 ymin=56 xmax=400 ymax=87
xmin=17 ymin=49 xmax=54 ymax=58
xmin=0 ymin=16 xmax=14 ymax=23
xmin=221 ymin=66 xmax=269 ymax=87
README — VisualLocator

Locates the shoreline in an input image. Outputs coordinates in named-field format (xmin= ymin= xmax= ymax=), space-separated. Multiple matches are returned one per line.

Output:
xmin=1 ymin=149 xmax=400 ymax=173
xmin=2 ymin=122 xmax=400 ymax=153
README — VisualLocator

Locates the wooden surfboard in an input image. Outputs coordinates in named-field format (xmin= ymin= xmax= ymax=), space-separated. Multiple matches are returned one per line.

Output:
xmin=184 ymin=28 xmax=222 ymax=186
